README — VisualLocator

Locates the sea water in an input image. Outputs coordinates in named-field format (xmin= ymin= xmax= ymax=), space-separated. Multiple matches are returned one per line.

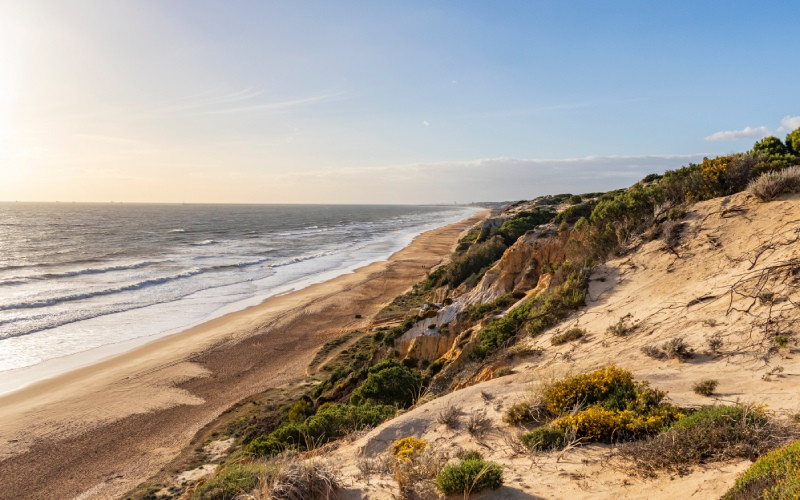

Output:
xmin=0 ymin=203 xmax=478 ymax=391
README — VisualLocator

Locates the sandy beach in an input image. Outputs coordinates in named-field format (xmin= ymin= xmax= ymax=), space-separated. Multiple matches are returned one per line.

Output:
xmin=0 ymin=211 xmax=487 ymax=499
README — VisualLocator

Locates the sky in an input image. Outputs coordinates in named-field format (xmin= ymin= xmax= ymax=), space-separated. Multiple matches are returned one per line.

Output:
xmin=1 ymin=1 xmax=799 ymax=204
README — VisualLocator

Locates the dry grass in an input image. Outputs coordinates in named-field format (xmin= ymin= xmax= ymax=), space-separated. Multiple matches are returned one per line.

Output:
xmin=266 ymin=458 xmax=340 ymax=500
xmin=467 ymin=409 xmax=492 ymax=438
xmin=437 ymin=404 xmax=462 ymax=429
xmin=392 ymin=447 xmax=450 ymax=499
xmin=642 ymin=337 xmax=694 ymax=361
xmin=748 ymin=166 xmax=800 ymax=201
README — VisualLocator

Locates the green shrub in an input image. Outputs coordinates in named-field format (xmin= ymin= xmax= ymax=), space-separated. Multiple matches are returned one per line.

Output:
xmin=287 ymin=398 xmax=313 ymax=424
xmin=435 ymin=457 xmax=503 ymax=495
xmin=551 ymin=327 xmax=585 ymax=346
xmin=246 ymin=403 xmax=395 ymax=457
xmin=349 ymin=360 xmax=423 ymax=408
xmin=520 ymin=426 xmax=568 ymax=451
xmin=470 ymin=299 xmax=532 ymax=360
xmin=692 ymin=379 xmax=718 ymax=397
xmin=723 ymin=440 xmax=800 ymax=500
xmin=192 ymin=463 xmax=263 ymax=500
xmin=568 ymin=194 xmax=583 ymax=204
xmin=465 ymin=292 xmax=519 ymax=321
xmin=439 ymin=235 xmax=507 ymax=288
xmin=503 ymin=401 xmax=543 ymax=426
xmin=495 ymin=208 xmax=555 ymax=245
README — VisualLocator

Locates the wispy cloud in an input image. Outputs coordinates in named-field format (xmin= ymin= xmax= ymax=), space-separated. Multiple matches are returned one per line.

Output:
xmin=190 ymin=92 xmax=342 ymax=115
xmin=705 ymin=126 xmax=770 ymax=141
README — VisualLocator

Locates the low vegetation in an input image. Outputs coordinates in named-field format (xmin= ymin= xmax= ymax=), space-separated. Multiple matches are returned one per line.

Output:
xmin=191 ymin=463 xmax=263 ymax=500
xmin=245 ymin=403 xmax=396 ymax=457
xmin=641 ymin=337 xmax=693 ymax=361
xmin=692 ymin=379 xmax=718 ymax=397
xmin=748 ymin=165 xmax=800 ymax=201
xmin=551 ymin=327 xmax=585 ymax=345
xmin=503 ymin=401 xmax=545 ymax=426
xmin=724 ymin=440 xmax=800 ymax=499
xmin=620 ymin=404 xmax=792 ymax=477
xmin=266 ymin=459 xmax=340 ymax=500
xmin=349 ymin=359 xmax=423 ymax=408
xmin=520 ymin=366 xmax=683 ymax=448
xmin=435 ymin=452 xmax=503 ymax=496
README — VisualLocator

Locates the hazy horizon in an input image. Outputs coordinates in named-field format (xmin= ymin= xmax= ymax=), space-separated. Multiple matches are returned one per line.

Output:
xmin=2 ymin=1 xmax=799 ymax=204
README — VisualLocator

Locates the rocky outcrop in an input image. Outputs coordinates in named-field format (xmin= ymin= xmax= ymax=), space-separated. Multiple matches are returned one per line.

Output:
xmin=464 ymin=225 xmax=556 ymax=305
xmin=396 ymin=327 xmax=457 ymax=360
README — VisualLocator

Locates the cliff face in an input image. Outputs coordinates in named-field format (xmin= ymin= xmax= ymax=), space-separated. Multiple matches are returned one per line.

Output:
xmin=462 ymin=226 xmax=555 ymax=305
xmin=397 ymin=226 xmax=557 ymax=362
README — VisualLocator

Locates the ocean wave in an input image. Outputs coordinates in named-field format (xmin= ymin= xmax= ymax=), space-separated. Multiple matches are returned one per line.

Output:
xmin=0 ymin=252 xmax=298 ymax=310
xmin=192 ymin=239 xmax=217 ymax=246
xmin=0 ymin=261 xmax=162 ymax=286
xmin=0 ymin=268 xmax=208 ymax=312
xmin=168 ymin=228 xmax=185 ymax=233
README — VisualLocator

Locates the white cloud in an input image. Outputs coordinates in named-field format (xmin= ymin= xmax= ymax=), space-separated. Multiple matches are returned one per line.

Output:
xmin=422 ymin=120 xmax=430 ymax=127
xmin=704 ymin=126 xmax=770 ymax=141
xmin=705 ymin=115 xmax=800 ymax=141
xmin=778 ymin=115 xmax=800 ymax=133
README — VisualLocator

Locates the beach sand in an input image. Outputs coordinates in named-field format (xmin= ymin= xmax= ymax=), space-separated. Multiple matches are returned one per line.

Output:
xmin=0 ymin=211 xmax=487 ymax=499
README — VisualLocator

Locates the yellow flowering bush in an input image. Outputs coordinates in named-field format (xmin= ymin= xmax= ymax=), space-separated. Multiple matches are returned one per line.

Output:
xmin=523 ymin=365 xmax=684 ymax=446
xmin=391 ymin=437 xmax=428 ymax=461
xmin=552 ymin=405 xmax=684 ymax=442
xmin=700 ymin=155 xmax=733 ymax=197
xmin=543 ymin=365 xmax=636 ymax=415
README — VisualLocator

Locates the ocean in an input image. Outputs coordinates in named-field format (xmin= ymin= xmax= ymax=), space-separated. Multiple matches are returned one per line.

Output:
xmin=0 ymin=203 xmax=477 ymax=392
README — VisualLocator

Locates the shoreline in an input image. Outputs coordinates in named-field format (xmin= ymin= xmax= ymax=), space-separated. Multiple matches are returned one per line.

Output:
xmin=0 ymin=206 xmax=481 ymax=396
xmin=0 ymin=210 xmax=488 ymax=499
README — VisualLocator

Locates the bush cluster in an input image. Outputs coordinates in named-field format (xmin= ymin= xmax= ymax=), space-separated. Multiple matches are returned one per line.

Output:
xmin=503 ymin=401 xmax=545 ymax=426
xmin=641 ymin=337 xmax=693 ymax=361
xmin=349 ymin=359 xmax=423 ymax=408
xmin=521 ymin=366 xmax=683 ymax=448
xmin=692 ymin=379 xmax=718 ymax=397
xmin=246 ymin=403 xmax=395 ymax=457
xmin=435 ymin=454 xmax=503 ymax=496
xmin=620 ymin=404 xmax=788 ymax=476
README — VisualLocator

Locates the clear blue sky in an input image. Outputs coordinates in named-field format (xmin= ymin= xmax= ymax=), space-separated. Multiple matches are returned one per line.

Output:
xmin=2 ymin=1 xmax=798 ymax=203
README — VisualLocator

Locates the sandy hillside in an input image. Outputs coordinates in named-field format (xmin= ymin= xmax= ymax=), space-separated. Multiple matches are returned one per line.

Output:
xmin=322 ymin=191 xmax=800 ymax=499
